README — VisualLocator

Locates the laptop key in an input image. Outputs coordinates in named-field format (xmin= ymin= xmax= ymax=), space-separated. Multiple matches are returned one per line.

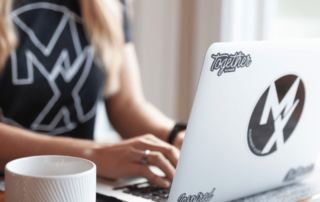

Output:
xmin=114 ymin=182 xmax=169 ymax=202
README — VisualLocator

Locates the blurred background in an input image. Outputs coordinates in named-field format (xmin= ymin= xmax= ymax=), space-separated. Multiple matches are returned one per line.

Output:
xmin=95 ymin=0 xmax=320 ymax=140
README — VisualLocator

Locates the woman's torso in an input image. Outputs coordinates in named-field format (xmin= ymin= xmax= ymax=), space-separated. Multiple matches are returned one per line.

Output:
xmin=0 ymin=0 xmax=106 ymax=139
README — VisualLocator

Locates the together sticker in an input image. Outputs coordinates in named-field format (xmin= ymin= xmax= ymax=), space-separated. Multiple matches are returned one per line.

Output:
xmin=210 ymin=51 xmax=252 ymax=76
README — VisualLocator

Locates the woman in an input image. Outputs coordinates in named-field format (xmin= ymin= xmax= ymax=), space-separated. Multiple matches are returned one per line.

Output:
xmin=0 ymin=0 xmax=186 ymax=188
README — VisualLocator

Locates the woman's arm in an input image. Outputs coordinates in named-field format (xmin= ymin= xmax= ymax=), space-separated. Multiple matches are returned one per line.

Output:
xmin=0 ymin=123 xmax=178 ymax=187
xmin=106 ymin=43 xmax=185 ymax=148
xmin=0 ymin=123 xmax=96 ymax=170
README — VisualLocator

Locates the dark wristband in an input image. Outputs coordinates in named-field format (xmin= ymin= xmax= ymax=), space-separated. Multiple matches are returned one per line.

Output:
xmin=168 ymin=123 xmax=187 ymax=144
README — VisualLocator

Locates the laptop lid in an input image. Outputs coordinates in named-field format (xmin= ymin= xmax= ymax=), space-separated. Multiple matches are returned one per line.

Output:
xmin=168 ymin=40 xmax=320 ymax=202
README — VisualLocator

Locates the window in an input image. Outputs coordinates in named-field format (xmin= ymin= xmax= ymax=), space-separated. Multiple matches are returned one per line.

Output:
xmin=268 ymin=0 xmax=320 ymax=39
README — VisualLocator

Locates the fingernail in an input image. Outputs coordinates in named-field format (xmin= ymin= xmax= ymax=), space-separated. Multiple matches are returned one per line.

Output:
xmin=160 ymin=179 xmax=170 ymax=188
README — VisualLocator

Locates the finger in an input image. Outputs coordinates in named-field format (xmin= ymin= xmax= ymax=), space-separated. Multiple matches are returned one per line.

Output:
xmin=147 ymin=151 xmax=175 ymax=181
xmin=145 ymin=134 xmax=180 ymax=154
xmin=129 ymin=149 xmax=175 ymax=180
xmin=133 ymin=135 xmax=179 ymax=167
xmin=145 ymin=134 xmax=180 ymax=158
xmin=130 ymin=164 xmax=171 ymax=188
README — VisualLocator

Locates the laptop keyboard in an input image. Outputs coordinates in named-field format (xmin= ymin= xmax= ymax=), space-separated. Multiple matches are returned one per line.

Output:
xmin=114 ymin=182 xmax=169 ymax=202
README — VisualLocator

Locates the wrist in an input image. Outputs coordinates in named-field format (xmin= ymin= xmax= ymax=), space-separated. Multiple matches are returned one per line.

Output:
xmin=81 ymin=143 xmax=100 ymax=161
xmin=167 ymin=123 xmax=187 ymax=145
xmin=47 ymin=136 xmax=99 ymax=161
xmin=173 ymin=131 xmax=185 ymax=149
xmin=151 ymin=120 xmax=175 ymax=142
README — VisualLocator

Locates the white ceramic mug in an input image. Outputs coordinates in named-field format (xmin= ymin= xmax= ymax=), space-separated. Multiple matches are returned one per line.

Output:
xmin=5 ymin=155 xmax=96 ymax=202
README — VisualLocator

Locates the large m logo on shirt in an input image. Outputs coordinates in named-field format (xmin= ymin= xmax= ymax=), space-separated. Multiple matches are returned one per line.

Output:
xmin=9 ymin=3 xmax=99 ymax=134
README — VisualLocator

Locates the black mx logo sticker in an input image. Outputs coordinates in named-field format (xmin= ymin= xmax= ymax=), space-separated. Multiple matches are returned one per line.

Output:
xmin=248 ymin=75 xmax=305 ymax=156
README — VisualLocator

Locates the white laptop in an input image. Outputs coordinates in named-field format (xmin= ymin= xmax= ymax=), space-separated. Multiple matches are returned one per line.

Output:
xmin=97 ymin=40 xmax=320 ymax=202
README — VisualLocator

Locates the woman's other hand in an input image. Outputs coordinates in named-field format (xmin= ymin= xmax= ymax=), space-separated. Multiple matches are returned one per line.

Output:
xmin=173 ymin=131 xmax=185 ymax=149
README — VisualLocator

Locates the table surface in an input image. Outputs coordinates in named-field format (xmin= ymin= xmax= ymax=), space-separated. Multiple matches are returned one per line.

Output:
xmin=0 ymin=191 xmax=319 ymax=202
xmin=1 ymin=179 xmax=320 ymax=202
xmin=0 ymin=192 xmax=314 ymax=202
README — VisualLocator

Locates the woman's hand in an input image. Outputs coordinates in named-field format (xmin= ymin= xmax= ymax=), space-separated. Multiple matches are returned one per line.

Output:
xmin=89 ymin=134 xmax=179 ymax=188
xmin=173 ymin=131 xmax=185 ymax=149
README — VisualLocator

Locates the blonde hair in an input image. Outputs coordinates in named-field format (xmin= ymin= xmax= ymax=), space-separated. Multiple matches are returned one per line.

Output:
xmin=0 ymin=0 xmax=16 ymax=69
xmin=0 ymin=0 xmax=125 ymax=95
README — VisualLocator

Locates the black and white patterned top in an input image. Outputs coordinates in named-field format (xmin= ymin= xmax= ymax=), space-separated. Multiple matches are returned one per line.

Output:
xmin=0 ymin=0 xmax=131 ymax=139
